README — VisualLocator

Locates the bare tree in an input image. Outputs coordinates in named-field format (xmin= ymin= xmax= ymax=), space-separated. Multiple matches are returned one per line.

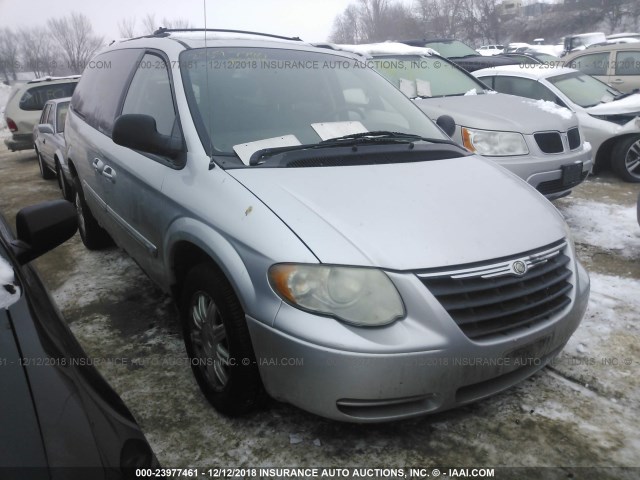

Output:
xmin=162 ymin=18 xmax=192 ymax=29
xmin=18 ymin=27 xmax=58 ymax=77
xmin=416 ymin=0 xmax=471 ymax=40
xmin=330 ymin=4 xmax=363 ymax=43
xmin=118 ymin=17 xmax=137 ymax=38
xmin=142 ymin=13 xmax=157 ymax=34
xmin=602 ymin=0 xmax=626 ymax=33
xmin=48 ymin=13 xmax=104 ymax=74
xmin=0 ymin=28 xmax=20 ymax=83
xmin=471 ymin=0 xmax=502 ymax=44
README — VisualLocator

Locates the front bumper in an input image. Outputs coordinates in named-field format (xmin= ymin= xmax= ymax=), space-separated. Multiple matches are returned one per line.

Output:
xmin=4 ymin=134 xmax=33 ymax=152
xmin=490 ymin=141 xmax=593 ymax=199
xmin=247 ymin=259 xmax=590 ymax=422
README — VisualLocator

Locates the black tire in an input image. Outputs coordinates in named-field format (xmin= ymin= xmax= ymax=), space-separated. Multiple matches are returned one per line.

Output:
xmin=612 ymin=135 xmax=640 ymax=183
xmin=36 ymin=148 xmax=55 ymax=180
xmin=73 ymin=176 xmax=113 ymax=250
xmin=56 ymin=161 xmax=74 ymax=201
xmin=180 ymin=263 xmax=265 ymax=416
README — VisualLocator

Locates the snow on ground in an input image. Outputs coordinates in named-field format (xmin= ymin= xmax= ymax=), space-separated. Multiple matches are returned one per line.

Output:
xmin=559 ymin=197 xmax=640 ymax=257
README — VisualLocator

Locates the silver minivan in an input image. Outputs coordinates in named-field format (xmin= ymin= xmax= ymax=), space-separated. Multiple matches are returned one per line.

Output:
xmin=65 ymin=29 xmax=590 ymax=422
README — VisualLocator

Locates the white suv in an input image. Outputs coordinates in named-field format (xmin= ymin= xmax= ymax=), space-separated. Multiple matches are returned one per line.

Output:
xmin=3 ymin=76 xmax=79 ymax=152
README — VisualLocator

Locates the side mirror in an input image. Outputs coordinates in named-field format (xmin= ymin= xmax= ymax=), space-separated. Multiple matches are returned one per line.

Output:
xmin=112 ymin=114 xmax=183 ymax=159
xmin=436 ymin=115 xmax=456 ymax=137
xmin=12 ymin=200 xmax=77 ymax=265
xmin=37 ymin=124 xmax=55 ymax=135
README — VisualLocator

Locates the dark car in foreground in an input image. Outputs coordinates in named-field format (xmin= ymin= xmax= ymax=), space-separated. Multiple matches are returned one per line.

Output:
xmin=0 ymin=200 xmax=158 ymax=479
xmin=402 ymin=38 xmax=520 ymax=71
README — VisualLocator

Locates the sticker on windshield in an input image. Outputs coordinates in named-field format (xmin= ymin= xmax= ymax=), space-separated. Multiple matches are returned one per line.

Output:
xmin=416 ymin=79 xmax=432 ymax=98
xmin=234 ymin=135 xmax=302 ymax=166
xmin=310 ymin=121 xmax=368 ymax=141
xmin=0 ymin=257 xmax=20 ymax=309
xmin=399 ymin=78 xmax=417 ymax=98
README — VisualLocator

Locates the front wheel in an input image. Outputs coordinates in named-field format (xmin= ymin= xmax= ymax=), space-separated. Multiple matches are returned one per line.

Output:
xmin=73 ymin=176 xmax=113 ymax=250
xmin=612 ymin=135 xmax=640 ymax=182
xmin=56 ymin=161 xmax=74 ymax=201
xmin=180 ymin=263 xmax=265 ymax=416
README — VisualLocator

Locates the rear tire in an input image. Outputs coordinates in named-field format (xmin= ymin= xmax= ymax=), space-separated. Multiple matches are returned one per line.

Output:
xmin=36 ymin=148 xmax=55 ymax=180
xmin=180 ymin=263 xmax=265 ymax=416
xmin=612 ymin=135 xmax=640 ymax=183
xmin=73 ymin=176 xmax=113 ymax=250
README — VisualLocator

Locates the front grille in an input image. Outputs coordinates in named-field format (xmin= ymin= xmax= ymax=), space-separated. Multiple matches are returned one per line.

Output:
xmin=537 ymin=171 xmax=588 ymax=195
xmin=567 ymin=127 xmax=581 ymax=150
xmin=534 ymin=132 xmax=563 ymax=153
xmin=417 ymin=240 xmax=573 ymax=340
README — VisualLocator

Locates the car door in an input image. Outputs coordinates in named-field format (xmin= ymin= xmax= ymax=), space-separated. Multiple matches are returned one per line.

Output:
xmin=40 ymin=104 xmax=57 ymax=168
xmin=610 ymin=49 xmax=640 ymax=93
xmin=34 ymin=104 xmax=50 ymax=156
xmin=566 ymin=51 xmax=612 ymax=85
xmin=104 ymin=51 xmax=183 ymax=283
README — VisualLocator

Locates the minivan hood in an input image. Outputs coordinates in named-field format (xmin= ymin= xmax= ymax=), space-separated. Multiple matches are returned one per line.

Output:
xmin=584 ymin=93 xmax=640 ymax=115
xmin=230 ymin=156 xmax=567 ymax=270
xmin=414 ymin=93 xmax=577 ymax=133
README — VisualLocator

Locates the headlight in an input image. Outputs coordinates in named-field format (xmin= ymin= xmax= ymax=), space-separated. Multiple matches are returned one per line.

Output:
xmin=269 ymin=264 xmax=405 ymax=327
xmin=461 ymin=127 xmax=529 ymax=156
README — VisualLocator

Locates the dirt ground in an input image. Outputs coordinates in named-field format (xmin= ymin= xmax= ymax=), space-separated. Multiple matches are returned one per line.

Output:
xmin=1 ymin=145 xmax=639 ymax=479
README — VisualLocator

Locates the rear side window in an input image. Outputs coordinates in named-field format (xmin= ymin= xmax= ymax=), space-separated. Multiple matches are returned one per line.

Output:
xmin=71 ymin=49 xmax=141 ymax=136
xmin=39 ymin=104 xmax=51 ymax=124
xmin=19 ymin=83 xmax=77 ymax=111
xmin=615 ymin=51 xmax=640 ymax=75
xmin=568 ymin=52 xmax=610 ymax=75
xmin=56 ymin=103 xmax=69 ymax=133
xmin=121 ymin=53 xmax=176 ymax=136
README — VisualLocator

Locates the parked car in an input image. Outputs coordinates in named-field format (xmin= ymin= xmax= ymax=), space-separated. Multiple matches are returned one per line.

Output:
xmin=607 ymin=32 xmax=640 ymax=41
xmin=401 ymin=38 xmax=519 ymax=71
xmin=0 ymin=200 xmax=158 ymax=477
xmin=3 ymin=76 xmax=79 ymax=152
xmin=65 ymin=28 xmax=590 ymax=423
xmin=474 ymin=65 xmax=640 ymax=182
xmin=504 ymin=42 xmax=531 ymax=53
xmin=477 ymin=44 xmax=504 ymax=56
xmin=563 ymin=43 xmax=640 ymax=94
xmin=33 ymin=97 xmax=74 ymax=200
xmin=497 ymin=50 xmax=563 ymax=66
xmin=333 ymin=42 xmax=592 ymax=199
xmin=561 ymin=32 xmax=606 ymax=56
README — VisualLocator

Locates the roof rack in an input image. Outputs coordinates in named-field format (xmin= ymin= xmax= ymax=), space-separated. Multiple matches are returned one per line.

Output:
xmin=152 ymin=27 xmax=302 ymax=42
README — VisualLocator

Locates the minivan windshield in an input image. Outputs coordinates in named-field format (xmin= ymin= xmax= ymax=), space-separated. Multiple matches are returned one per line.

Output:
xmin=421 ymin=40 xmax=478 ymax=58
xmin=179 ymin=47 xmax=446 ymax=161
xmin=369 ymin=56 xmax=486 ymax=97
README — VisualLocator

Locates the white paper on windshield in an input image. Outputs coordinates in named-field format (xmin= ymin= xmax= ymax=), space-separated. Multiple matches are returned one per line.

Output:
xmin=310 ymin=121 xmax=368 ymax=141
xmin=233 ymin=135 xmax=301 ymax=165
xmin=416 ymin=79 xmax=432 ymax=97
xmin=399 ymin=78 xmax=417 ymax=98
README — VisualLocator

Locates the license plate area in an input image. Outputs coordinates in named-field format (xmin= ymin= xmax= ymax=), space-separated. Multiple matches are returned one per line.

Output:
xmin=561 ymin=162 xmax=583 ymax=187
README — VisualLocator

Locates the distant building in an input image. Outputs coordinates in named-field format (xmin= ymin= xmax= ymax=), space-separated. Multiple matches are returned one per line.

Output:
xmin=500 ymin=0 xmax=523 ymax=16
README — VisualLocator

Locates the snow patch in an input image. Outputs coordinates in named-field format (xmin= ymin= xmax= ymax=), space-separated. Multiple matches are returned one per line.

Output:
xmin=560 ymin=199 xmax=639 ymax=257
xmin=0 ymin=257 xmax=20 ymax=309
xmin=465 ymin=88 xmax=478 ymax=96
xmin=525 ymin=99 xmax=573 ymax=120
xmin=335 ymin=42 xmax=438 ymax=57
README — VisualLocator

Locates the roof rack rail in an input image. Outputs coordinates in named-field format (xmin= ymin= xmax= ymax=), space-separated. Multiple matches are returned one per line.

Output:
xmin=152 ymin=27 xmax=302 ymax=42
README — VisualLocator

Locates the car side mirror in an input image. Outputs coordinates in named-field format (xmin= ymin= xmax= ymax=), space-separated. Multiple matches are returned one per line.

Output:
xmin=11 ymin=200 xmax=78 ymax=265
xmin=436 ymin=115 xmax=456 ymax=137
xmin=37 ymin=124 xmax=55 ymax=135
xmin=112 ymin=114 xmax=183 ymax=159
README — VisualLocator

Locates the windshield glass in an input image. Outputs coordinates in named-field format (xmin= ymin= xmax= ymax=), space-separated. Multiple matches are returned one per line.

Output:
xmin=179 ymin=48 xmax=446 ymax=160
xmin=547 ymin=71 xmax=622 ymax=107
xmin=422 ymin=40 xmax=478 ymax=57
xmin=370 ymin=56 xmax=486 ymax=97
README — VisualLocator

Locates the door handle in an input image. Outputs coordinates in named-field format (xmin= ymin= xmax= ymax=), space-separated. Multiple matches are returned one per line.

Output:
xmin=610 ymin=79 xmax=624 ymax=84
xmin=102 ymin=165 xmax=117 ymax=183
xmin=92 ymin=158 xmax=104 ymax=173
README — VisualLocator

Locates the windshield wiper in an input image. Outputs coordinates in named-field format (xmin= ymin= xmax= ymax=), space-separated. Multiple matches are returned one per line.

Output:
xmin=613 ymin=88 xmax=639 ymax=101
xmin=248 ymin=131 xmax=456 ymax=165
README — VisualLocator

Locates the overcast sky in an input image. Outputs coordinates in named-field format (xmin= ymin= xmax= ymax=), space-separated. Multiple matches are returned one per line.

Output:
xmin=0 ymin=0 xmax=370 ymax=43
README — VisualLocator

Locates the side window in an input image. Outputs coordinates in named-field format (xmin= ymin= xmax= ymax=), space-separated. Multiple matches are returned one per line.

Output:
xmin=476 ymin=75 xmax=494 ymax=89
xmin=568 ymin=52 xmax=610 ymax=75
xmin=39 ymin=104 xmax=51 ymax=124
xmin=56 ymin=103 xmax=69 ymax=133
xmin=121 ymin=54 xmax=176 ymax=136
xmin=46 ymin=104 xmax=56 ymax=126
xmin=71 ymin=49 xmax=142 ymax=136
xmin=494 ymin=76 xmax=557 ymax=102
xmin=615 ymin=51 xmax=640 ymax=75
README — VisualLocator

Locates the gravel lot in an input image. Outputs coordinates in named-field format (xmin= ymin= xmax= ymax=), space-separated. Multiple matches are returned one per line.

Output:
xmin=1 ymin=144 xmax=639 ymax=479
